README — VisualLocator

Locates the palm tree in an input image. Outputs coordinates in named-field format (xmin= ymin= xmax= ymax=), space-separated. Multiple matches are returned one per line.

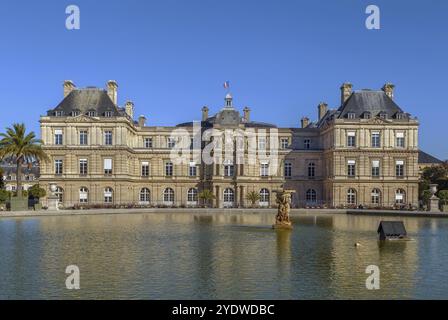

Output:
xmin=246 ymin=191 xmax=260 ymax=208
xmin=198 ymin=189 xmax=216 ymax=208
xmin=0 ymin=123 xmax=48 ymax=197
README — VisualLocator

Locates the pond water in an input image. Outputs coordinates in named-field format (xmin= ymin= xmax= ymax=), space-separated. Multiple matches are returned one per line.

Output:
xmin=0 ymin=212 xmax=447 ymax=299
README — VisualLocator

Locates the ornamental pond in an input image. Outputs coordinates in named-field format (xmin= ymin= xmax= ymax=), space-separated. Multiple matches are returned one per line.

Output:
xmin=0 ymin=212 xmax=447 ymax=299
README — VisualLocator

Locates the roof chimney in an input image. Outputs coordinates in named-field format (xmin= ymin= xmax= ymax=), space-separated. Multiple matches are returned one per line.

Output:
xmin=301 ymin=117 xmax=310 ymax=128
xmin=340 ymin=82 xmax=353 ymax=105
xmin=107 ymin=80 xmax=118 ymax=105
xmin=202 ymin=106 xmax=209 ymax=121
xmin=63 ymin=80 xmax=76 ymax=97
xmin=318 ymin=102 xmax=328 ymax=121
xmin=138 ymin=115 xmax=146 ymax=127
xmin=125 ymin=101 xmax=134 ymax=119
xmin=382 ymin=83 xmax=395 ymax=100
xmin=243 ymin=106 xmax=251 ymax=122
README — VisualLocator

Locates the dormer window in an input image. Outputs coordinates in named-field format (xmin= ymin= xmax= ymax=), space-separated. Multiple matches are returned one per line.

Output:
xmin=55 ymin=111 xmax=64 ymax=117
xmin=395 ymin=112 xmax=404 ymax=120
xmin=87 ymin=111 xmax=96 ymax=117
xmin=71 ymin=111 xmax=80 ymax=117
xmin=379 ymin=112 xmax=387 ymax=120
xmin=363 ymin=112 xmax=371 ymax=119
xmin=104 ymin=111 xmax=113 ymax=117
xmin=347 ymin=112 xmax=356 ymax=119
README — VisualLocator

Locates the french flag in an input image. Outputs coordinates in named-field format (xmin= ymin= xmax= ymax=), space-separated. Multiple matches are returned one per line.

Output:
xmin=223 ymin=81 xmax=230 ymax=89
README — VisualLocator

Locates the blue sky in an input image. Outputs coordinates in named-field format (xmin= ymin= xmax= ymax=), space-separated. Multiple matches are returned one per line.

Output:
xmin=0 ymin=0 xmax=447 ymax=159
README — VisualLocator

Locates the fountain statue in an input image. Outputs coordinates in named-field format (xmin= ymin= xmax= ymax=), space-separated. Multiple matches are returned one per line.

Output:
xmin=273 ymin=189 xmax=295 ymax=229
xmin=428 ymin=184 xmax=441 ymax=212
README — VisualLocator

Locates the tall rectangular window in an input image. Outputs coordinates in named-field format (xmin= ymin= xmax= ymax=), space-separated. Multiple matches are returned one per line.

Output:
xmin=372 ymin=160 xmax=380 ymax=177
xmin=280 ymin=138 xmax=289 ymax=149
xmin=54 ymin=129 xmax=63 ymax=145
xmin=371 ymin=132 xmax=381 ymax=148
xmin=55 ymin=159 xmax=63 ymax=175
xmin=189 ymin=162 xmax=197 ymax=177
xmin=104 ymin=158 xmax=112 ymax=175
xmin=347 ymin=131 xmax=356 ymax=147
xmin=104 ymin=130 xmax=113 ymax=145
xmin=258 ymin=137 xmax=266 ymax=151
xmin=79 ymin=130 xmax=88 ymax=145
xmin=144 ymin=137 xmax=153 ymax=148
xmin=165 ymin=161 xmax=173 ymax=176
xmin=224 ymin=165 xmax=234 ymax=177
xmin=141 ymin=161 xmax=150 ymax=176
xmin=260 ymin=162 xmax=269 ymax=177
xmin=304 ymin=139 xmax=311 ymax=150
xmin=167 ymin=138 xmax=176 ymax=149
xmin=347 ymin=160 xmax=356 ymax=177
xmin=396 ymin=160 xmax=404 ymax=177
xmin=396 ymin=132 xmax=405 ymax=148
xmin=79 ymin=159 xmax=88 ymax=175
xmin=284 ymin=162 xmax=292 ymax=178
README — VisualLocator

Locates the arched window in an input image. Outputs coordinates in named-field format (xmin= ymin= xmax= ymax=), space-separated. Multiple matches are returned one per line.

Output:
xmin=395 ymin=189 xmax=406 ymax=204
xmin=347 ymin=188 xmax=357 ymax=205
xmin=187 ymin=188 xmax=198 ymax=203
xmin=371 ymin=189 xmax=381 ymax=205
xmin=306 ymin=189 xmax=317 ymax=203
xmin=164 ymin=188 xmax=175 ymax=204
xmin=259 ymin=188 xmax=270 ymax=206
xmin=104 ymin=187 xmax=113 ymax=203
xmin=55 ymin=187 xmax=64 ymax=203
xmin=223 ymin=188 xmax=234 ymax=207
xmin=140 ymin=188 xmax=151 ymax=203
xmin=79 ymin=187 xmax=89 ymax=203
xmin=308 ymin=163 xmax=316 ymax=178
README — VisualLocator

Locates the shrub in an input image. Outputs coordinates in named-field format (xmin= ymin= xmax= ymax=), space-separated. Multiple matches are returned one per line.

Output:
xmin=438 ymin=190 xmax=448 ymax=205
xmin=28 ymin=184 xmax=47 ymax=199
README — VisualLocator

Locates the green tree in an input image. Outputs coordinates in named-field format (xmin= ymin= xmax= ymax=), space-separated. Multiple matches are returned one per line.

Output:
xmin=246 ymin=191 xmax=260 ymax=208
xmin=421 ymin=190 xmax=432 ymax=207
xmin=0 ymin=123 xmax=48 ymax=197
xmin=28 ymin=184 xmax=47 ymax=199
xmin=198 ymin=189 xmax=215 ymax=207
xmin=421 ymin=165 xmax=448 ymax=183
xmin=438 ymin=190 xmax=448 ymax=206
xmin=0 ymin=189 xmax=11 ymax=203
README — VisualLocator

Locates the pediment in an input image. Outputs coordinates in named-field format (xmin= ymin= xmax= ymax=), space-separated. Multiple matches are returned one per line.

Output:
xmin=65 ymin=114 xmax=100 ymax=123
xmin=365 ymin=117 xmax=391 ymax=124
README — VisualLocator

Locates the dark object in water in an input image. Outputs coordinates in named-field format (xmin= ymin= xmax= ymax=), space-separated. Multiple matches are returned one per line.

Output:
xmin=377 ymin=221 xmax=407 ymax=240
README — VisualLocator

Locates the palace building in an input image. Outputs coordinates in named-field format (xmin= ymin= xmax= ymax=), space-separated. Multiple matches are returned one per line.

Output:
xmin=39 ymin=80 xmax=420 ymax=208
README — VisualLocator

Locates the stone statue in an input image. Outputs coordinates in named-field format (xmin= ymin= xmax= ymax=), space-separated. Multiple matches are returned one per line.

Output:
xmin=273 ymin=189 xmax=295 ymax=229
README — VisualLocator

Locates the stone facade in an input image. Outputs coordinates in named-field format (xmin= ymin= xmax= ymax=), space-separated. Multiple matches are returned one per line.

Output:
xmin=39 ymin=81 xmax=420 ymax=209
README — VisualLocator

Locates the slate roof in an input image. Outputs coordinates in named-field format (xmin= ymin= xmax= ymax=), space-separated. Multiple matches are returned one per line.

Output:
xmin=0 ymin=159 xmax=40 ymax=177
xmin=377 ymin=221 xmax=407 ymax=236
xmin=47 ymin=88 xmax=125 ymax=117
xmin=337 ymin=90 xmax=405 ymax=119
xmin=418 ymin=150 xmax=443 ymax=164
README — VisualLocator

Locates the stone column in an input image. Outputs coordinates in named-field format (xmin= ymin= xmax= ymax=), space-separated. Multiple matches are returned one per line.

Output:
xmin=215 ymin=186 xmax=220 ymax=208
xmin=240 ymin=186 xmax=245 ymax=208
